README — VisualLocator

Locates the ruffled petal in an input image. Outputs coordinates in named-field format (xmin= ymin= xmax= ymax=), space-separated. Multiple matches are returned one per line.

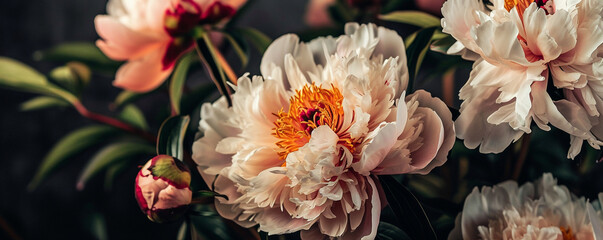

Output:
xmin=112 ymin=42 xmax=174 ymax=92
xmin=260 ymin=34 xmax=319 ymax=90
xmin=95 ymin=15 xmax=164 ymax=61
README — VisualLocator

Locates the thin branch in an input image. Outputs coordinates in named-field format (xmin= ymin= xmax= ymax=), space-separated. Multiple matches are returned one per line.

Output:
xmin=72 ymin=101 xmax=156 ymax=143
xmin=0 ymin=215 xmax=22 ymax=240
xmin=512 ymin=133 xmax=532 ymax=180
xmin=442 ymin=68 xmax=456 ymax=107
xmin=213 ymin=47 xmax=238 ymax=85
xmin=194 ymin=41 xmax=233 ymax=106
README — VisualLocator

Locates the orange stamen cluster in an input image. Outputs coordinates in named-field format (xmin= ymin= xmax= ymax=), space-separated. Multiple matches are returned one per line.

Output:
xmin=559 ymin=226 xmax=576 ymax=240
xmin=273 ymin=84 xmax=357 ymax=162
xmin=504 ymin=0 xmax=534 ymax=12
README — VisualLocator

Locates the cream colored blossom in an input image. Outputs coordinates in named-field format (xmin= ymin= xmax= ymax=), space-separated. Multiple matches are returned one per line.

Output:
xmin=449 ymin=173 xmax=603 ymax=240
xmin=441 ymin=0 xmax=603 ymax=158
xmin=192 ymin=23 xmax=455 ymax=239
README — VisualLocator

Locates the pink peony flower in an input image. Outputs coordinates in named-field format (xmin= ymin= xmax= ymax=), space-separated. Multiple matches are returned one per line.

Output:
xmin=414 ymin=0 xmax=446 ymax=16
xmin=449 ymin=173 xmax=603 ymax=240
xmin=304 ymin=0 xmax=336 ymax=27
xmin=135 ymin=155 xmax=192 ymax=223
xmin=95 ymin=0 xmax=245 ymax=92
xmin=192 ymin=23 xmax=455 ymax=239
xmin=441 ymin=0 xmax=603 ymax=158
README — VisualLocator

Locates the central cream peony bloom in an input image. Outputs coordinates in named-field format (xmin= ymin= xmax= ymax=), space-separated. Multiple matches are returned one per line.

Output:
xmin=192 ymin=23 xmax=455 ymax=239
xmin=441 ymin=0 xmax=603 ymax=158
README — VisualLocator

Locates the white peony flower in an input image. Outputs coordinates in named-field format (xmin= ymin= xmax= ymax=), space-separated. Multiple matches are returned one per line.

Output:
xmin=449 ymin=173 xmax=603 ymax=240
xmin=192 ymin=23 xmax=455 ymax=239
xmin=441 ymin=0 xmax=603 ymax=158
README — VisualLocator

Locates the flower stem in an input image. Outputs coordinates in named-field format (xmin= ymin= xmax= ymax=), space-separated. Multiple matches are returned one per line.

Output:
xmin=512 ymin=133 xmax=531 ymax=180
xmin=0 ymin=215 xmax=22 ymax=240
xmin=213 ymin=47 xmax=238 ymax=85
xmin=72 ymin=101 xmax=157 ymax=143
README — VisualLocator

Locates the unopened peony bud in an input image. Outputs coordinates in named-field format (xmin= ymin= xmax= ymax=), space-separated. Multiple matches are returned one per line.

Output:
xmin=135 ymin=155 xmax=192 ymax=223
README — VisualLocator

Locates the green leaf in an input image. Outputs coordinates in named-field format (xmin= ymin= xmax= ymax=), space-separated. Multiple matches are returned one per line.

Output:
xmin=0 ymin=57 xmax=48 ymax=91
xmin=222 ymin=31 xmax=250 ymax=68
xmin=20 ymin=96 xmax=69 ymax=111
xmin=430 ymin=34 xmax=457 ymax=54
xmin=236 ymin=27 xmax=272 ymax=54
xmin=111 ymin=90 xmax=146 ymax=110
xmin=379 ymin=11 xmax=441 ymax=28
xmin=0 ymin=57 xmax=79 ymax=104
xmin=119 ymin=104 xmax=149 ymax=131
xmin=379 ymin=175 xmax=437 ymax=240
xmin=406 ymin=27 xmax=437 ymax=92
xmin=187 ymin=204 xmax=258 ymax=240
xmin=33 ymin=42 xmax=122 ymax=74
xmin=327 ymin=0 xmax=355 ymax=24
xmin=86 ymin=211 xmax=108 ymax=240
xmin=377 ymin=222 xmax=412 ymax=240
xmin=404 ymin=31 xmax=418 ymax=49
xmin=192 ymin=190 xmax=228 ymax=200
xmin=177 ymin=221 xmax=189 ymax=240
xmin=150 ymin=155 xmax=191 ymax=186
xmin=49 ymin=62 xmax=91 ymax=94
xmin=157 ymin=116 xmax=191 ymax=160
xmin=77 ymin=142 xmax=155 ymax=190
xmin=28 ymin=125 xmax=118 ymax=190
xmin=195 ymin=30 xmax=232 ymax=106
xmin=169 ymin=53 xmax=196 ymax=115
xmin=381 ymin=0 xmax=413 ymax=13
xmin=103 ymin=161 xmax=128 ymax=191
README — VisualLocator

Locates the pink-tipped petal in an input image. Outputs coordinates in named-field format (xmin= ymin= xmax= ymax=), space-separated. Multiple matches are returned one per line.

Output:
xmin=407 ymin=90 xmax=455 ymax=174
xmin=305 ymin=0 xmax=336 ymax=27
xmin=112 ymin=42 xmax=174 ymax=92
xmin=408 ymin=107 xmax=444 ymax=169
xmin=95 ymin=15 xmax=164 ymax=61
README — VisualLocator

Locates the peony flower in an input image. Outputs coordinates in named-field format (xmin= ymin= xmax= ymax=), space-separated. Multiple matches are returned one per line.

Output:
xmin=414 ymin=0 xmax=446 ymax=16
xmin=441 ymin=0 xmax=603 ymax=158
xmin=95 ymin=0 xmax=245 ymax=92
xmin=304 ymin=0 xmax=380 ymax=27
xmin=449 ymin=173 xmax=603 ymax=240
xmin=305 ymin=0 xmax=336 ymax=27
xmin=135 ymin=155 xmax=192 ymax=223
xmin=192 ymin=23 xmax=455 ymax=239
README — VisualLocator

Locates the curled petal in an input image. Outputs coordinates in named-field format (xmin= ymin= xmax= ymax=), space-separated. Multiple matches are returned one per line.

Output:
xmin=112 ymin=42 xmax=174 ymax=92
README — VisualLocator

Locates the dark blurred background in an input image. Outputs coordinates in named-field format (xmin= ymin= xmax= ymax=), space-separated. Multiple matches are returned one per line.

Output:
xmin=2 ymin=0 xmax=603 ymax=239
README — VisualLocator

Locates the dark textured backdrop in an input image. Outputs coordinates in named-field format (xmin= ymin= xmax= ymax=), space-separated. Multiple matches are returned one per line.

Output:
xmin=0 ymin=1 xmax=309 ymax=239
xmin=3 ymin=0 xmax=603 ymax=239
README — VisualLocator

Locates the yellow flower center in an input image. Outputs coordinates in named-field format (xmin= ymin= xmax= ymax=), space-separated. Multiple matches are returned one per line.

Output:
xmin=504 ymin=0 xmax=533 ymax=12
xmin=560 ymin=226 xmax=576 ymax=240
xmin=273 ymin=84 xmax=357 ymax=163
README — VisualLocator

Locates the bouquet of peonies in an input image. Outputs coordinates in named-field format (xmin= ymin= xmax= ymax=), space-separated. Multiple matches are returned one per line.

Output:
xmin=2 ymin=0 xmax=603 ymax=239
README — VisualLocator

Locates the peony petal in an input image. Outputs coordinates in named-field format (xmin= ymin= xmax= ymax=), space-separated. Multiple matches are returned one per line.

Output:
xmin=341 ymin=176 xmax=381 ymax=240
xmin=455 ymin=86 xmax=525 ymax=153
xmin=588 ymin=203 xmax=603 ymax=239
xmin=304 ymin=0 xmax=336 ymax=27
xmin=318 ymin=202 xmax=348 ymax=237
xmin=408 ymin=90 xmax=455 ymax=174
xmin=408 ymin=107 xmax=444 ymax=170
xmin=354 ymin=99 xmax=408 ymax=175
xmin=441 ymin=0 xmax=485 ymax=52
xmin=260 ymin=34 xmax=318 ymax=90
xmin=112 ymin=42 xmax=174 ymax=92
xmin=95 ymin=15 xmax=164 ymax=61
